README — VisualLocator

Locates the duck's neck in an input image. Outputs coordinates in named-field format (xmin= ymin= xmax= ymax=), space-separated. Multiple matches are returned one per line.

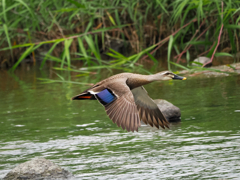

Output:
xmin=126 ymin=74 xmax=158 ymax=89
xmin=148 ymin=74 xmax=161 ymax=82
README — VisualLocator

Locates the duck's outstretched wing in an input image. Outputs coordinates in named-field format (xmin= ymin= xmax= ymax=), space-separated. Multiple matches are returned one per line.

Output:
xmin=93 ymin=82 xmax=141 ymax=132
xmin=131 ymin=86 xmax=169 ymax=129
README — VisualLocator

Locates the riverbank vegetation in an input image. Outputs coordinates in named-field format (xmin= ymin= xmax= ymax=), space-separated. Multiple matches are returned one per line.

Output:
xmin=0 ymin=0 xmax=239 ymax=73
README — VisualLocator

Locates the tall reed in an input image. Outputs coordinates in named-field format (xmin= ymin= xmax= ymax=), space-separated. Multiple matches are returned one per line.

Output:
xmin=0 ymin=0 xmax=239 ymax=71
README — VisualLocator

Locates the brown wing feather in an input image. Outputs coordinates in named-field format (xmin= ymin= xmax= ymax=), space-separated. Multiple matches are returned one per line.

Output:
xmin=92 ymin=81 xmax=141 ymax=132
xmin=131 ymin=86 xmax=169 ymax=129
xmin=104 ymin=91 xmax=141 ymax=132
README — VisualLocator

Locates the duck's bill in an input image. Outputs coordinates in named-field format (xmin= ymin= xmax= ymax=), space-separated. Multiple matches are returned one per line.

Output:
xmin=173 ymin=74 xmax=187 ymax=80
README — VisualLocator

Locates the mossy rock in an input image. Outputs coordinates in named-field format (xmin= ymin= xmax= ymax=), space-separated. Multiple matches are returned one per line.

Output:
xmin=153 ymin=99 xmax=181 ymax=122
xmin=3 ymin=157 xmax=74 ymax=180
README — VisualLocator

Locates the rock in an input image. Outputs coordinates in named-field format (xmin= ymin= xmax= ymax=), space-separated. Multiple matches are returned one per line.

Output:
xmin=3 ymin=157 xmax=74 ymax=180
xmin=153 ymin=99 xmax=181 ymax=122
xmin=192 ymin=56 xmax=212 ymax=67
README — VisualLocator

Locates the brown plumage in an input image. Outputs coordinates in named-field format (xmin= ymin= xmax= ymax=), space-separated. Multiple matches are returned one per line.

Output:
xmin=72 ymin=71 xmax=186 ymax=132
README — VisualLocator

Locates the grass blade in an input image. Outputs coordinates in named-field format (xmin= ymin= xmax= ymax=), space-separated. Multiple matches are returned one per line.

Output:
xmin=167 ymin=35 xmax=174 ymax=71
xmin=170 ymin=61 xmax=190 ymax=70
xmin=3 ymin=24 xmax=12 ymax=56
xmin=85 ymin=35 xmax=101 ymax=64
xmin=2 ymin=0 xmax=7 ymax=21
xmin=40 ymin=41 xmax=61 ymax=69
xmin=214 ymin=52 xmax=233 ymax=57
xmin=10 ymin=45 xmax=34 ymax=72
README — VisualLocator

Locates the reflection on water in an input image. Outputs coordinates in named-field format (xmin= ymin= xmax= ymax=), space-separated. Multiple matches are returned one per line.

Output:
xmin=0 ymin=66 xmax=240 ymax=179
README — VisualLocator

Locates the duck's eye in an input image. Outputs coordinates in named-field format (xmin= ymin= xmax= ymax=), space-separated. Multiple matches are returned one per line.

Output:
xmin=165 ymin=73 xmax=170 ymax=75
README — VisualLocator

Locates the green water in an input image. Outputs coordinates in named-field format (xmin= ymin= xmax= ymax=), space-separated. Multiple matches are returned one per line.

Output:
xmin=1 ymin=67 xmax=240 ymax=179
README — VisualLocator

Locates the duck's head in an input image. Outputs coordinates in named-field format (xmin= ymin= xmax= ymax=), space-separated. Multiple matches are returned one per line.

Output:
xmin=156 ymin=71 xmax=187 ymax=81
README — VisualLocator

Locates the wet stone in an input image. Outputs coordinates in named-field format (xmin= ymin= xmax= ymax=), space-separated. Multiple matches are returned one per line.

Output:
xmin=3 ymin=157 xmax=74 ymax=180
xmin=153 ymin=99 xmax=181 ymax=122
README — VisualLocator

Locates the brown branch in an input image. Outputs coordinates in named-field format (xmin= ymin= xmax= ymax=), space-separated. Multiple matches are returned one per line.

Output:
xmin=203 ymin=1 xmax=224 ymax=67
xmin=175 ymin=19 xmax=218 ymax=63
xmin=197 ymin=42 xmax=216 ymax=56
xmin=175 ymin=19 xmax=206 ymax=63
xmin=141 ymin=18 xmax=197 ymax=61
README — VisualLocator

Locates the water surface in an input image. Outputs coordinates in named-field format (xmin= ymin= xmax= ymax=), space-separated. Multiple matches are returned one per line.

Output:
xmin=1 ymin=67 xmax=240 ymax=179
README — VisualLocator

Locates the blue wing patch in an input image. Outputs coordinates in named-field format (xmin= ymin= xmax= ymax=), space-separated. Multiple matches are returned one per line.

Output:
xmin=96 ymin=89 xmax=116 ymax=106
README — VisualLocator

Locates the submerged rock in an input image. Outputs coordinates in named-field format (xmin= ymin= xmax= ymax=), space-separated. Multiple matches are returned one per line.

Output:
xmin=3 ymin=157 xmax=74 ymax=180
xmin=153 ymin=99 xmax=181 ymax=122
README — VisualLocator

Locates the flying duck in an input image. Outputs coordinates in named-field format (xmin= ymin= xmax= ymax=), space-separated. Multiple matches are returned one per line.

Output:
xmin=72 ymin=71 xmax=186 ymax=132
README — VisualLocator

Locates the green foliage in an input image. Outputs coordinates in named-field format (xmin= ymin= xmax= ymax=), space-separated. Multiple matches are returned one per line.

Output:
xmin=0 ymin=0 xmax=239 ymax=72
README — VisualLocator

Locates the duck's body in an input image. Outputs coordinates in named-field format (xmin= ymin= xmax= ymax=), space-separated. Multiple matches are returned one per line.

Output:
xmin=72 ymin=71 xmax=186 ymax=132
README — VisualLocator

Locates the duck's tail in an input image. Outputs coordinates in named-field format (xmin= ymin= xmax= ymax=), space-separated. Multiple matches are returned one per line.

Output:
xmin=72 ymin=92 xmax=96 ymax=100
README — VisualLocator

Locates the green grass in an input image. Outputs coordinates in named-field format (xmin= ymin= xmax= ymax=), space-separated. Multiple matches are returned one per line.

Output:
xmin=0 ymin=0 xmax=239 ymax=72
